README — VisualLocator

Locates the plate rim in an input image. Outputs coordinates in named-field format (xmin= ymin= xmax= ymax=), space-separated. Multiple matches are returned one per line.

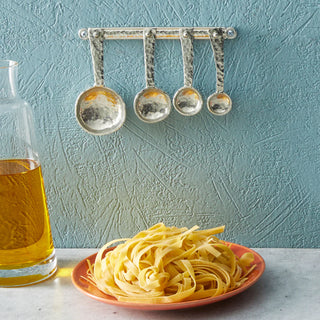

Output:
xmin=71 ymin=242 xmax=265 ymax=311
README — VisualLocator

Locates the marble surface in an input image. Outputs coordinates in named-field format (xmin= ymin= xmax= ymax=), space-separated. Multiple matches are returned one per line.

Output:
xmin=1 ymin=248 xmax=319 ymax=320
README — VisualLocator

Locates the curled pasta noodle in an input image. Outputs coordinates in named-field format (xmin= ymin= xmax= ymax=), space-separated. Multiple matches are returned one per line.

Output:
xmin=87 ymin=223 xmax=255 ymax=303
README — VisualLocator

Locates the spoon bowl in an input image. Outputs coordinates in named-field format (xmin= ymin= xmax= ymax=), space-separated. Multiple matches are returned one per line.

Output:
xmin=207 ymin=92 xmax=232 ymax=116
xmin=134 ymin=87 xmax=171 ymax=123
xmin=75 ymin=86 xmax=125 ymax=135
xmin=173 ymin=86 xmax=202 ymax=116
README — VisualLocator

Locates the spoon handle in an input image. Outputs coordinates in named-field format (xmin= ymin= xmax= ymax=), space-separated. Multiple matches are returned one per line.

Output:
xmin=88 ymin=29 xmax=104 ymax=87
xmin=208 ymin=29 xmax=224 ymax=93
xmin=143 ymin=28 xmax=156 ymax=88
xmin=180 ymin=29 xmax=194 ymax=88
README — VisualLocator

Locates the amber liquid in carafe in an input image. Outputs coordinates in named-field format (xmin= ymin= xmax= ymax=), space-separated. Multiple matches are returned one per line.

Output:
xmin=0 ymin=159 xmax=54 ymax=270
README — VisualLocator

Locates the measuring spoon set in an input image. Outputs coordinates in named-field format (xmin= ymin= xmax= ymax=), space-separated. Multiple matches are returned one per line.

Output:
xmin=75 ymin=27 xmax=237 ymax=135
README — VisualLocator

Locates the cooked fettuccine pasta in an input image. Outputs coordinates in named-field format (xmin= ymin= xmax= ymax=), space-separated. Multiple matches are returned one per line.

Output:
xmin=87 ymin=223 xmax=255 ymax=303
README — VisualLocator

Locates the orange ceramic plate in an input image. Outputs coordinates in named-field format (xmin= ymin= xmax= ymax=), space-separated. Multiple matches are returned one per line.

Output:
xmin=71 ymin=242 xmax=265 ymax=310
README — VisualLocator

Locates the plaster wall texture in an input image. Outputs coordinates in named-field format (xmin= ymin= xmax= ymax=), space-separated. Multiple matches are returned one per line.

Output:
xmin=0 ymin=0 xmax=319 ymax=248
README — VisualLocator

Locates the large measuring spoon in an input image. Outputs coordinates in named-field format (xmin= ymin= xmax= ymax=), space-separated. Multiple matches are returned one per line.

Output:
xmin=173 ymin=29 xmax=203 ymax=116
xmin=134 ymin=29 xmax=171 ymax=123
xmin=207 ymin=28 xmax=232 ymax=116
xmin=75 ymin=29 xmax=125 ymax=135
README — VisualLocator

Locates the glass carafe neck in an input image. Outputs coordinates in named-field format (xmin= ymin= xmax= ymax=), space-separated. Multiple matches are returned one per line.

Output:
xmin=0 ymin=60 xmax=19 ymax=100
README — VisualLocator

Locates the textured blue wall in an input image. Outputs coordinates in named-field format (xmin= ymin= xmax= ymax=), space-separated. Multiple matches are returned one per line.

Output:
xmin=1 ymin=0 xmax=319 ymax=248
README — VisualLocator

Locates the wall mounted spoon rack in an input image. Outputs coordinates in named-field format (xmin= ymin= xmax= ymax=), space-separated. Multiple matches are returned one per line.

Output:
xmin=75 ymin=27 xmax=237 ymax=135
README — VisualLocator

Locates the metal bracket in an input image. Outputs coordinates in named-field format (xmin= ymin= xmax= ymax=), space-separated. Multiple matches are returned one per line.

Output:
xmin=78 ymin=27 xmax=237 ymax=41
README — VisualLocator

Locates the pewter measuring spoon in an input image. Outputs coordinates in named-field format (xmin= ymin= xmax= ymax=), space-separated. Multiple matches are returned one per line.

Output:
xmin=207 ymin=28 xmax=232 ymax=116
xmin=173 ymin=29 xmax=203 ymax=116
xmin=134 ymin=28 xmax=171 ymax=123
xmin=75 ymin=29 xmax=126 ymax=135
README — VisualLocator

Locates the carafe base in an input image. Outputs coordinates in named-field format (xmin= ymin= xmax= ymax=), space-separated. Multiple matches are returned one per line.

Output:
xmin=0 ymin=250 xmax=57 ymax=287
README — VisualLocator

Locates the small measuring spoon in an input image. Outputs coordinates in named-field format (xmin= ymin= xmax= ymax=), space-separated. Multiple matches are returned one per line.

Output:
xmin=207 ymin=28 xmax=232 ymax=116
xmin=134 ymin=29 xmax=171 ymax=123
xmin=75 ymin=29 xmax=125 ymax=135
xmin=173 ymin=29 xmax=203 ymax=116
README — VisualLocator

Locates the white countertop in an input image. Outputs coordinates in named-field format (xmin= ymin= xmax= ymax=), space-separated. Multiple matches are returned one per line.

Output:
xmin=1 ymin=248 xmax=319 ymax=320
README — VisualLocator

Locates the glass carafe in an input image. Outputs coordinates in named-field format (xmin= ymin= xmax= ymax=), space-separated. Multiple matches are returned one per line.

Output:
xmin=0 ymin=60 xmax=57 ymax=286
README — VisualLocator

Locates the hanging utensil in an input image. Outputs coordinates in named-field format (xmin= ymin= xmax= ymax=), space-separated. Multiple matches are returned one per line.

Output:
xmin=75 ymin=29 xmax=126 ymax=135
xmin=207 ymin=28 xmax=232 ymax=116
xmin=134 ymin=28 xmax=171 ymax=123
xmin=173 ymin=29 xmax=203 ymax=116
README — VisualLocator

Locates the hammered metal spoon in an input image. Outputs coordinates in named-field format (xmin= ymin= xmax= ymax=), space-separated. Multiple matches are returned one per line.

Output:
xmin=173 ymin=29 xmax=203 ymax=116
xmin=207 ymin=28 xmax=232 ymax=116
xmin=134 ymin=28 xmax=171 ymax=123
xmin=75 ymin=29 xmax=126 ymax=135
